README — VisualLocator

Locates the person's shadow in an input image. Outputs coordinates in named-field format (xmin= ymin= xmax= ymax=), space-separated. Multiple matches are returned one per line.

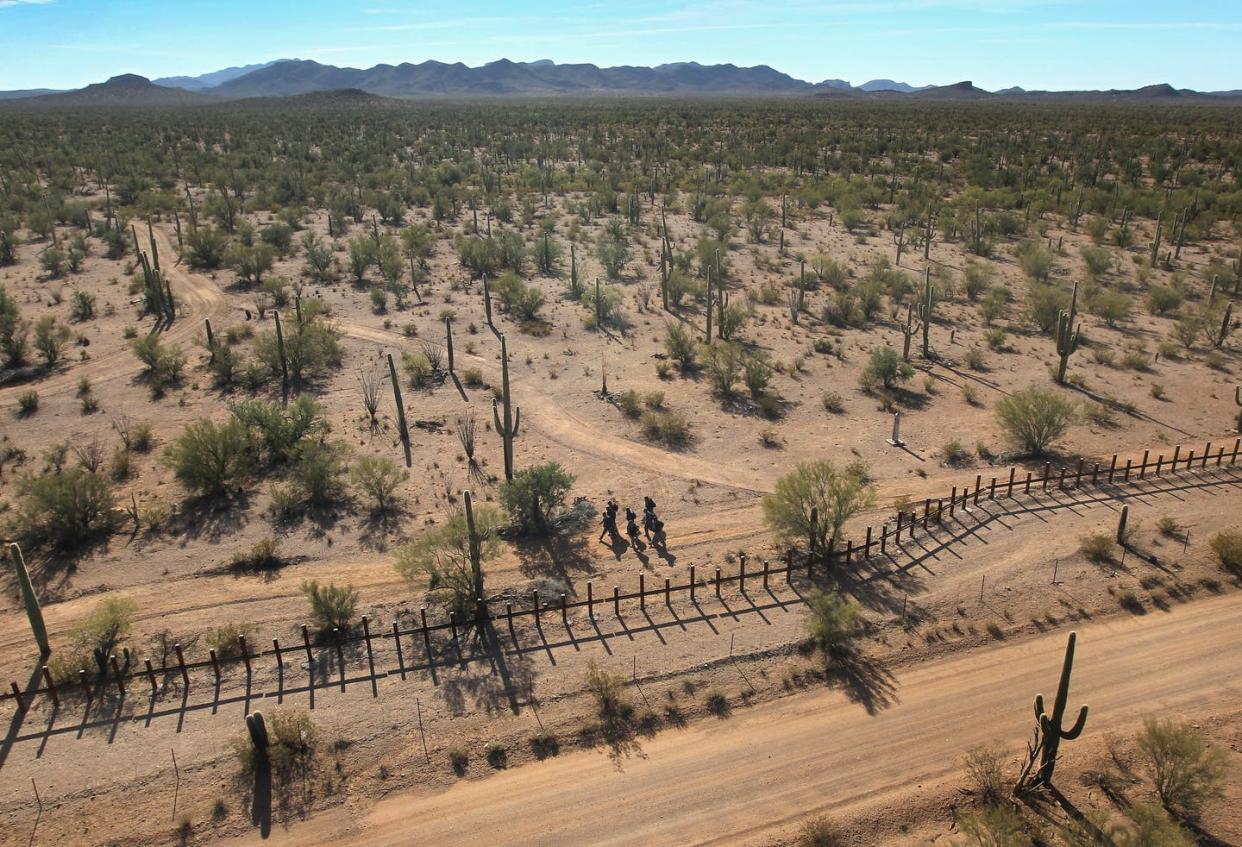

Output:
xmin=251 ymin=758 xmax=272 ymax=838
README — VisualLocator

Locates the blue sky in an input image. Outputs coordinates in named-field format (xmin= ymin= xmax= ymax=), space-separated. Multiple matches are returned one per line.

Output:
xmin=1 ymin=0 xmax=1240 ymax=91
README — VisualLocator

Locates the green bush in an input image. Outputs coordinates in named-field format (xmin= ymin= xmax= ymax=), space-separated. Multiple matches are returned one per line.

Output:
xmin=46 ymin=597 xmax=137 ymax=683
xmin=130 ymin=335 xmax=185 ymax=389
xmin=350 ymin=456 xmax=407 ymax=513
xmin=804 ymin=590 xmax=860 ymax=654
xmin=164 ymin=418 xmax=251 ymax=496
xmin=703 ymin=341 xmax=745 ymax=395
xmin=301 ymin=580 xmax=358 ymax=632
xmin=1208 ymin=530 xmax=1242 ymax=576
xmin=860 ymin=346 xmax=913 ymax=392
xmin=394 ymin=506 xmax=505 ymax=620
xmin=14 ymin=467 xmax=117 ymax=547
xmin=1079 ymin=532 xmax=1115 ymax=563
xmin=640 ymin=409 xmax=692 ymax=447
xmin=762 ymin=460 xmax=875 ymax=553
xmin=663 ymin=322 xmax=697 ymax=370
xmin=230 ymin=396 xmax=324 ymax=463
xmin=33 ymin=316 xmax=71 ymax=366
xmin=585 ymin=659 xmax=630 ymax=720
xmin=288 ymin=440 xmax=348 ymax=506
xmin=499 ymin=461 xmax=575 ymax=535
xmin=1137 ymin=718 xmax=1228 ymax=820
xmin=797 ymin=815 xmax=845 ymax=847
xmin=17 ymin=390 xmax=38 ymax=415
xmin=994 ymin=385 xmax=1077 ymax=455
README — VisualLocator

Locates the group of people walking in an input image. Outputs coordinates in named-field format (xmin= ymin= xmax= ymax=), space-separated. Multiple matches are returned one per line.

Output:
xmin=599 ymin=496 xmax=666 ymax=550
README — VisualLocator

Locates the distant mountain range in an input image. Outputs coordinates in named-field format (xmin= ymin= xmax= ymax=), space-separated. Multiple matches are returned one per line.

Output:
xmin=3 ymin=59 xmax=1240 ymax=106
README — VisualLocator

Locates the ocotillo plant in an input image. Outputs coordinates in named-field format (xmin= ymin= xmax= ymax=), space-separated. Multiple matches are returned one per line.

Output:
xmin=1019 ymin=631 xmax=1088 ymax=790
xmin=246 ymin=711 xmax=270 ymax=758
xmin=8 ymin=543 xmax=49 ymax=655
xmin=1054 ymin=282 xmax=1081 ymax=385
xmin=387 ymin=353 xmax=409 ymax=445
xmin=493 ymin=334 xmax=520 ymax=481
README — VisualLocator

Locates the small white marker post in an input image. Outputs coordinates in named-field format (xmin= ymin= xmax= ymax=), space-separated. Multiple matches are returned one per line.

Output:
xmin=887 ymin=412 xmax=904 ymax=447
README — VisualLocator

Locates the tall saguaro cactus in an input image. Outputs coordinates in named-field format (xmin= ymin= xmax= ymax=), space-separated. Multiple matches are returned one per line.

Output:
xmin=493 ymin=334 xmax=521 ymax=481
xmin=8 ymin=544 xmax=49 ymax=656
xmin=1054 ymin=281 xmax=1081 ymax=385
xmin=388 ymin=353 xmax=409 ymax=445
xmin=1019 ymin=631 xmax=1089 ymax=790
xmin=916 ymin=267 xmax=934 ymax=358
xmin=464 ymin=490 xmax=485 ymax=620
xmin=1234 ymin=385 xmax=1241 ymax=432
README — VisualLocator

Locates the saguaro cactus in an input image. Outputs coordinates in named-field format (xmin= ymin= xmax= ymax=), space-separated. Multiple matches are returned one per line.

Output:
xmin=483 ymin=274 xmax=494 ymax=331
xmin=8 ymin=544 xmax=49 ymax=655
xmin=901 ymin=303 xmax=916 ymax=362
xmin=464 ymin=490 xmax=485 ymax=620
xmin=1234 ymin=385 xmax=1241 ymax=432
xmin=1054 ymin=282 xmax=1081 ymax=385
xmin=917 ymin=267 xmax=934 ymax=358
xmin=388 ymin=353 xmax=409 ymax=445
xmin=1020 ymin=631 xmax=1088 ymax=790
xmin=445 ymin=317 xmax=455 ymax=374
xmin=246 ymin=711 xmax=270 ymax=758
xmin=1216 ymin=301 xmax=1233 ymax=349
xmin=1116 ymin=504 xmax=1129 ymax=545
xmin=274 ymin=311 xmax=289 ymax=405
xmin=493 ymin=334 xmax=521 ymax=481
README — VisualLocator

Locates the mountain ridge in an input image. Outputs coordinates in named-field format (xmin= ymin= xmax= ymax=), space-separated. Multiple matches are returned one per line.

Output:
xmin=3 ymin=59 xmax=1240 ymax=105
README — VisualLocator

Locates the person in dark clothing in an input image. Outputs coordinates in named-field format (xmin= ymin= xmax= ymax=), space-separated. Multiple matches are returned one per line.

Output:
xmin=625 ymin=508 xmax=641 ymax=547
xmin=599 ymin=500 xmax=618 ymax=541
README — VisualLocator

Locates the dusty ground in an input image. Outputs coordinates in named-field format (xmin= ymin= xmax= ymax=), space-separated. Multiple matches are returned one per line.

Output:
xmin=1 ymin=181 xmax=1241 ymax=845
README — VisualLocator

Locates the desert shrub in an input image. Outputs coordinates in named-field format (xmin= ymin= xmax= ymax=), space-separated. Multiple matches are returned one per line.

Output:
xmin=965 ymin=348 xmax=987 ymax=371
xmin=1208 ymin=530 xmax=1242 ymax=575
xmin=640 ymin=409 xmax=692 ymax=447
xmin=702 ymin=341 xmax=745 ymax=396
xmin=230 ymin=537 xmax=283 ymax=570
xmin=185 ymin=227 xmax=229 ymax=269
xmin=1027 ymin=284 xmax=1070 ymax=333
xmin=821 ymin=391 xmax=844 ymax=413
xmin=253 ymin=314 xmax=342 ymax=386
xmin=1091 ymin=290 xmax=1132 ymax=327
xmin=394 ymin=506 xmax=505 ymax=620
xmin=493 ymin=271 xmax=545 ymax=320
xmin=994 ymin=385 xmax=1077 ymax=455
xmin=1136 ymin=718 xmax=1228 ymax=820
xmin=70 ymin=289 xmax=96 ymax=321
xmin=288 ymin=440 xmax=349 ymax=506
xmin=33 ymin=316 xmax=71 ymax=366
xmin=581 ymin=282 xmax=623 ymax=327
xmin=663 ymin=322 xmax=697 ymax=370
xmin=230 ymin=396 xmax=323 ymax=464
xmin=860 ymin=346 xmax=913 ymax=392
xmin=1081 ymin=245 xmax=1112 ymax=277
xmin=798 ymin=816 xmax=845 ymax=847
xmin=1017 ymin=240 xmax=1054 ymax=281
xmin=964 ymin=742 xmax=1009 ymax=806
xmin=1079 ymin=533 xmax=1115 ymax=563
xmin=941 ymin=439 xmax=971 ymax=467
xmin=403 ymin=351 xmax=435 ymax=387
xmin=17 ymin=390 xmax=38 ymax=415
xmin=763 ymin=460 xmax=875 ymax=553
xmin=1146 ymin=285 xmax=1183 ymax=316
xmin=350 ymin=456 xmax=407 ymax=513
xmin=237 ymin=710 xmax=319 ymax=780
xmin=484 ymin=741 xmax=508 ymax=769
xmin=46 ymin=597 xmax=137 ymax=682
xmin=499 ymin=461 xmax=575 ymax=535
xmin=1082 ymin=401 xmax=1115 ymax=427
xmin=585 ymin=660 xmax=630 ymax=720
xmin=963 ymin=261 xmax=993 ymax=301
xmin=985 ymin=329 xmax=1007 ymax=351
xmin=804 ymin=590 xmax=860 ymax=654
xmin=130 ymin=334 xmax=185 ymax=389
xmin=743 ymin=352 xmax=773 ymax=398
xmin=206 ymin=622 xmax=256 ymax=659
xmin=300 ymin=580 xmax=358 ymax=632
xmin=529 ymin=732 xmax=560 ymax=760
xmin=448 ymin=748 xmax=469 ymax=776
xmin=13 ymin=466 xmax=117 ymax=547
xmin=959 ymin=804 xmax=1032 ymax=847
xmin=618 ymin=389 xmax=643 ymax=419
xmin=164 ymin=418 xmax=251 ymax=496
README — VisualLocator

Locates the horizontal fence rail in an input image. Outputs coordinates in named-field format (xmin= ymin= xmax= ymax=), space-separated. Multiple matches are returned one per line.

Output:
xmin=3 ymin=437 xmax=1239 ymax=710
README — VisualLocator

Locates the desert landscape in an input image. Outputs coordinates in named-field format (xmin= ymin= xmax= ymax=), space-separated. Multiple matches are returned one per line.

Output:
xmin=1 ymin=45 xmax=1242 ymax=847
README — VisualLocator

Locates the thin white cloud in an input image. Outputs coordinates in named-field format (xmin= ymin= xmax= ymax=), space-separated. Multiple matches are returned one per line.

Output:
xmin=0 ymin=0 xmax=54 ymax=8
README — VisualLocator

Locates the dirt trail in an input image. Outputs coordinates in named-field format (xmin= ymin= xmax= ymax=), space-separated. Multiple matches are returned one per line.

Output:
xmin=0 ymin=228 xmax=231 ymax=400
xmin=249 ymin=592 xmax=1242 ymax=847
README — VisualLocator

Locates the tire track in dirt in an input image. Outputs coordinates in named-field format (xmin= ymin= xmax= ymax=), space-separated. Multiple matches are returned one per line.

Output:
xmin=248 ymin=591 xmax=1242 ymax=847
xmin=0 ymin=227 xmax=232 ymax=401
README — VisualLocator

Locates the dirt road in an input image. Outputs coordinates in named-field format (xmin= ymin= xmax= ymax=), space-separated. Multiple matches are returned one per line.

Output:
xmin=251 ymin=592 xmax=1242 ymax=847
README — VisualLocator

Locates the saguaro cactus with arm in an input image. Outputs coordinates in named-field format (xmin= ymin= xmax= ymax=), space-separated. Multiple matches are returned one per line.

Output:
xmin=1019 ymin=631 xmax=1088 ymax=790
xmin=1054 ymin=281 xmax=1081 ymax=385
xmin=493 ymin=334 xmax=520 ymax=481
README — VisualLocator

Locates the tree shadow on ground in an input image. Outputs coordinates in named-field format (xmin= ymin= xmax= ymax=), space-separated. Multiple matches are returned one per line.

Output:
xmin=514 ymin=531 xmax=598 ymax=584
xmin=821 ymin=647 xmax=899 ymax=716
